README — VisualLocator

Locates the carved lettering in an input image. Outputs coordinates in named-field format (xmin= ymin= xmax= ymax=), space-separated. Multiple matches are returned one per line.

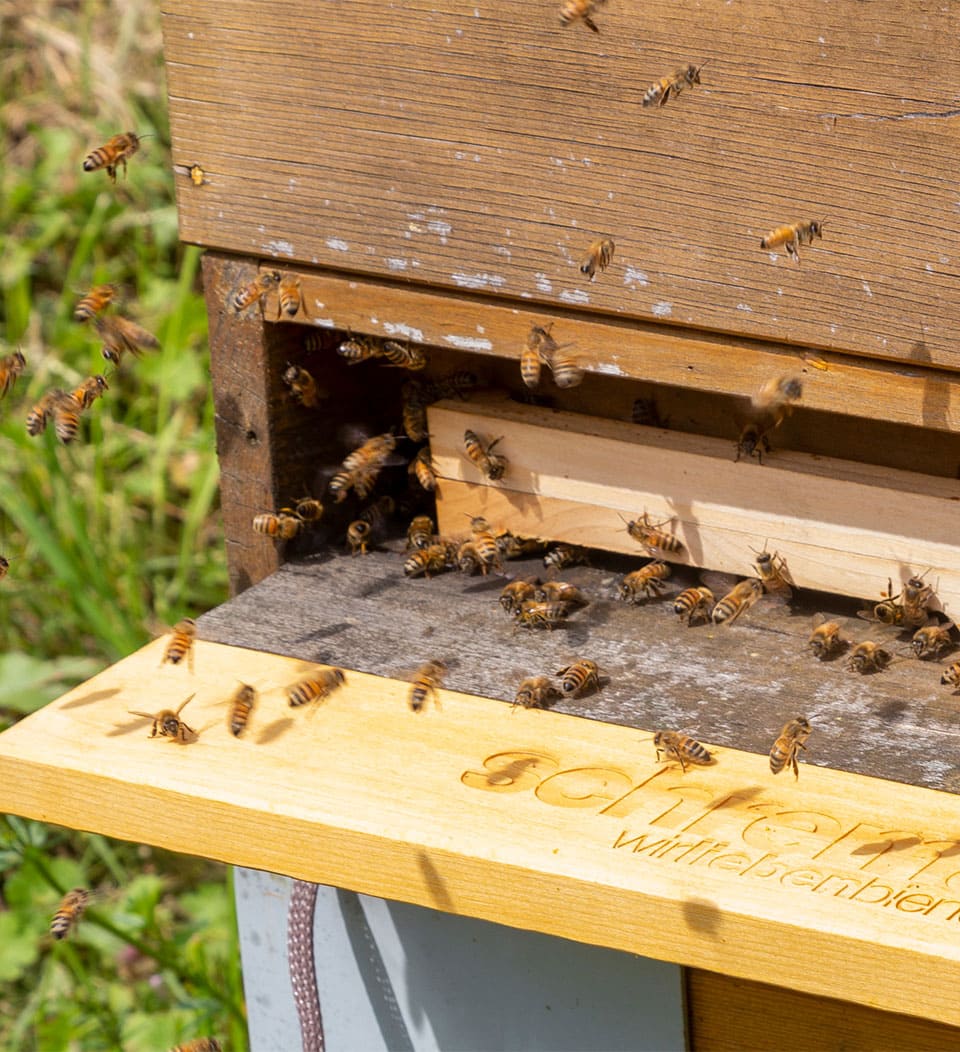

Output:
xmin=741 ymin=807 xmax=843 ymax=857
xmin=601 ymin=768 xmax=718 ymax=827
xmin=535 ymin=767 xmax=633 ymax=809
xmin=460 ymin=751 xmax=558 ymax=793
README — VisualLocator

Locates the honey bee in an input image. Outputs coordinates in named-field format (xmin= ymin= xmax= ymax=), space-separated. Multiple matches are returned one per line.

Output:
xmin=619 ymin=562 xmax=671 ymax=602
xmin=543 ymin=544 xmax=588 ymax=571
xmin=51 ymin=391 xmax=83 ymax=445
xmin=526 ymin=323 xmax=560 ymax=364
xmin=520 ymin=344 xmax=542 ymax=389
xmin=73 ymin=284 xmax=118 ymax=322
xmin=535 ymin=580 xmax=588 ymax=607
xmin=403 ymin=543 xmax=454 ymax=578
xmin=556 ymin=659 xmax=600 ymax=697
xmin=401 ymin=389 xmax=429 ymax=442
xmin=0 ymin=349 xmax=25 ymax=400
xmin=760 ymin=220 xmax=825 ymax=262
xmin=631 ymin=397 xmax=668 ymax=429
xmin=624 ymin=512 xmax=684 ymax=556
xmin=282 ymin=364 xmax=321 ymax=408
xmin=513 ymin=675 xmax=561 ymax=710
xmin=83 ymin=132 xmax=141 ymax=182
xmin=294 ymin=497 xmax=324 ymax=523
xmin=496 ymin=531 xmax=547 ymax=560
xmin=769 ymin=716 xmax=812 ymax=778
xmin=752 ymin=375 xmax=803 ymax=413
xmin=579 ymin=238 xmax=615 ymax=281
xmin=288 ymin=668 xmax=347 ymax=708
xmin=407 ymin=515 xmax=434 ymax=551
xmin=559 ymin=0 xmax=606 ymax=33
xmin=0 ymin=555 xmax=9 ymax=580
xmin=548 ymin=351 xmax=585 ymax=389
xmin=231 ymin=270 xmax=281 ymax=313
xmin=170 ymin=1040 xmax=223 ymax=1052
xmin=409 ymin=660 xmax=446 ymax=713
xmin=162 ymin=618 xmax=197 ymax=672
xmin=25 ymin=391 xmax=60 ymax=436
xmin=382 ymin=340 xmax=428 ymax=371
xmin=808 ymin=615 xmax=845 ymax=660
xmin=642 ymin=63 xmax=704 ymax=108
xmin=329 ymin=432 xmax=397 ymax=502
xmin=500 ymin=578 xmax=539 ymax=614
xmin=673 ymin=586 xmax=715 ymax=625
xmin=277 ymin=275 xmax=305 ymax=319
xmin=337 ymin=335 xmax=381 ymax=364
xmin=653 ymin=731 xmax=713 ymax=773
xmin=94 ymin=314 xmax=160 ymax=365
xmin=711 ymin=578 xmax=764 ymax=625
xmin=752 ymin=544 xmax=793 ymax=597
xmin=228 ymin=684 xmax=257 ymax=737
xmin=735 ymin=422 xmax=771 ymax=464
xmin=128 ymin=693 xmax=197 ymax=742
xmin=911 ymin=622 xmax=955 ymax=660
xmin=857 ymin=579 xmax=906 ymax=627
xmin=429 ymin=370 xmax=478 ymax=400
xmin=940 ymin=662 xmax=960 ymax=690
xmin=848 ymin=640 xmax=892 ymax=673
xmin=409 ymin=446 xmax=436 ymax=491
xmin=347 ymin=519 xmax=373 ymax=555
xmin=514 ymin=599 xmax=571 ymax=630
xmin=466 ymin=516 xmax=504 ymax=575
xmin=253 ymin=511 xmax=304 ymax=540
xmin=71 ymin=374 xmax=109 ymax=410
xmin=463 ymin=428 xmax=507 ymax=481
xmin=188 ymin=164 xmax=207 ymax=186
xmin=736 ymin=375 xmax=802 ymax=463
xmin=901 ymin=572 xmax=936 ymax=628
xmin=50 ymin=888 xmax=90 ymax=940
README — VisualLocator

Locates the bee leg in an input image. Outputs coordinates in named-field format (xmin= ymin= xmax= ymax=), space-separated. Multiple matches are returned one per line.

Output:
xmin=583 ymin=15 xmax=599 ymax=31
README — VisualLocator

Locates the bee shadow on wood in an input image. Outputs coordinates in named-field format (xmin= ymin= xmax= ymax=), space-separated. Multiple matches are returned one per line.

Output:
xmin=255 ymin=717 xmax=295 ymax=745
xmin=60 ymin=688 xmax=120 ymax=710
xmin=290 ymin=622 xmax=353 ymax=647
xmin=873 ymin=698 xmax=910 ymax=722
xmin=681 ymin=896 xmax=722 ymax=938
xmin=416 ymin=851 xmax=455 ymax=913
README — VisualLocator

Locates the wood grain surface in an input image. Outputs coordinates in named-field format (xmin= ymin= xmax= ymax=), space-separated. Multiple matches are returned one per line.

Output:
xmin=3 ymin=631 xmax=960 ymax=1025
xmin=165 ymin=0 xmax=960 ymax=366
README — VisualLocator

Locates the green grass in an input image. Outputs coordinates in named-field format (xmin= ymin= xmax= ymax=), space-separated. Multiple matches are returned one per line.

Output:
xmin=0 ymin=0 xmax=241 ymax=1047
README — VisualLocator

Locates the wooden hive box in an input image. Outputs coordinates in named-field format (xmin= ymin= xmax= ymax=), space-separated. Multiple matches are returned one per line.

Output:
xmin=3 ymin=0 xmax=960 ymax=1047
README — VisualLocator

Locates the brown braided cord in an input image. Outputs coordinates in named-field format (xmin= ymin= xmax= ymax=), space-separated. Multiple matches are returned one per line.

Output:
xmin=288 ymin=879 xmax=324 ymax=1052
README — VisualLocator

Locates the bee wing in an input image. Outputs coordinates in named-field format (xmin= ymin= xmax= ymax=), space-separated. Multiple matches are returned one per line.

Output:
xmin=127 ymin=709 xmax=155 ymax=720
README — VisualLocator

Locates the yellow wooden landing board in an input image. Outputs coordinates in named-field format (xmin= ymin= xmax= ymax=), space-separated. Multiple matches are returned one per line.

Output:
xmin=2 ymin=638 xmax=960 ymax=1025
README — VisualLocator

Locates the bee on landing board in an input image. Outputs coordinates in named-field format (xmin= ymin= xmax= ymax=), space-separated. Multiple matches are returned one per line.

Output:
xmin=559 ymin=0 xmax=606 ymax=33
xmin=463 ymin=428 xmax=507 ymax=481
xmin=288 ymin=668 xmax=347 ymax=709
xmin=642 ymin=63 xmax=705 ymax=109
xmin=808 ymin=615 xmax=846 ymax=660
xmin=228 ymin=684 xmax=257 ymax=737
xmin=162 ymin=618 xmax=197 ymax=672
xmin=282 ymin=364 xmax=321 ymax=408
xmin=409 ymin=660 xmax=446 ymax=713
xmin=535 ymin=580 xmax=588 ymax=608
xmin=94 ymin=314 xmax=160 ymax=366
xmin=624 ymin=512 xmax=684 ymax=557
xmin=911 ymin=622 xmax=955 ymax=660
xmin=940 ymin=662 xmax=960 ymax=691
xmin=579 ymin=238 xmax=615 ymax=281
xmin=653 ymin=731 xmax=712 ymax=773
xmin=556 ymin=659 xmax=600 ymax=697
xmin=847 ymin=640 xmax=892 ymax=674
xmin=170 ymin=1040 xmax=223 ymax=1052
xmin=619 ymin=562 xmax=671 ymax=603
xmin=760 ymin=220 xmax=824 ymax=262
xmin=500 ymin=578 xmax=539 ymax=615
xmin=128 ymin=693 xmax=197 ymax=742
xmin=73 ymin=284 xmax=118 ymax=322
xmin=0 ymin=349 xmax=26 ymax=400
xmin=769 ymin=716 xmax=812 ymax=778
xmin=543 ymin=544 xmax=589 ymax=572
xmin=83 ymin=132 xmax=141 ymax=182
xmin=277 ymin=275 xmax=306 ymax=319
xmin=407 ymin=514 xmax=435 ymax=551
xmin=230 ymin=270 xmax=281 ymax=313
xmin=711 ymin=578 xmax=764 ymax=625
xmin=50 ymin=888 xmax=90 ymax=940
xmin=751 ymin=544 xmax=793 ymax=597
xmin=514 ymin=599 xmax=572 ymax=630
xmin=673 ymin=586 xmax=715 ymax=626
xmin=403 ymin=542 xmax=454 ymax=579
xmin=513 ymin=675 xmax=561 ymax=710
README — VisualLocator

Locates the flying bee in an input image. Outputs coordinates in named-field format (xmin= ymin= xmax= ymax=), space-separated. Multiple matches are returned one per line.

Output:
xmin=673 ymin=586 xmax=715 ymax=626
xmin=624 ymin=512 xmax=684 ymax=556
xmin=653 ymin=731 xmax=713 ymax=773
xmin=751 ymin=544 xmax=793 ymax=597
xmin=163 ymin=618 xmax=197 ymax=672
xmin=559 ymin=0 xmax=606 ymax=32
xmin=71 ymin=374 xmax=109 ymax=410
xmin=228 ymin=683 xmax=257 ymax=737
xmin=619 ymin=562 xmax=671 ymax=603
xmin=128 ymin=693 xmax=197 ymax=742
xmin=51 ymin=391 xmax=83 ymax=445
xmin=410 ymin=446 xmax=436 ymax=491
xmin=526 ymin=323 xmax=560 ymax=363
xmin=543 ymin=544 xmax=589 ymax=571
xmin=0 ymin=349 xmax=26 ymax=400
xmin=25 ymin=390 xmax=60 ymax=436
xmin=409 ymin=660 xmax=446 ymax=713
xmin=282 ymin=364 xmax=321 ymax=407
xmin=337 ymin=335 xmax=381 ymax=364
xmin=401 ymin=394 xmax=429 ymax=442
xmin=736 ymin=375 xmax=802 ymax=463
xmin=579 ymin=238 xmax=615 ymax=281
xmin=288 ymin=668 xmax=347 ymax=708
xmin=556 ymin=659 xmax=600 ymax=697
xmin=642 ymin=62 xmax=705 ymax=109
xmin=404 ymin=542 xmax=453 ymax=578
xmin=940 ymin=662 xmax=960 ymax=691
xmin=382 ymin=340 xmax=428 ymax=371
xmin=769 ymin=716 xmax=812 ymax=778
xmin=848 ymin=640 xmax=892 ymax=673
xmin=329 ymin=432 xmax=397 ymax=502
xmin=513 ymin=675 xmax=561 ymax=710
xmin=514 ymin=599 xmax=571 ymax=630
xmin=73 ymin=284 xmax=118 ymax=322
xmin=760 ymin=220 xmax=825 ymax=262
xmin=500 ymin=578 xmax=538 ymax=614
xmin=535 ymin=580 xmax=588 ymax=607
xmin=277 ymin=275 xmax=306 ymax=319
xmin=94 ymin=314 xmax=160 ymax=365
xmin=253 ymin=511 xmax=304 ymax=540
xmin=83 ymin=131 xmax=141 ymax=182
xmin=548 ymin=351 xmax=585 ymax=389
xmin=0 ymin=556 xmax=8 ymax=580
xmin=294 ymin=497 xmax=323 ymax=523
xmin=752 ymin=375 xmax=803 ymax=413
xmin=50 ymin=888 xmax=90 ymax=940
xmin=911 ymin=622 xmax=955 ymax=660
xmin=463 ymin=428 xmax=507 ymax=481
xmin=170 ymin=1040 xmax=223 ymax=1052
xmin=711 ymin=578 xmax=764 ymax=625
xmin=231 ymin=270 xmax=281 ymax=313
xmin=406 ymin=515 xmax=434 ymax=551
xmin=520 ymin=344 xmax=542 ymax=388
xmin=808 ymin=615 xmax=846 ymax=660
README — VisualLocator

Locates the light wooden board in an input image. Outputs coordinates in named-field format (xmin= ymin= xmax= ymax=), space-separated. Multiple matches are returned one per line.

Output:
xmin=165 ymin=0 xmax=960 ymax=367
xmin=428 ymin=391 xmax=960 ymax=610
xmin=3 ymin=637 xmax=960 ymax=1026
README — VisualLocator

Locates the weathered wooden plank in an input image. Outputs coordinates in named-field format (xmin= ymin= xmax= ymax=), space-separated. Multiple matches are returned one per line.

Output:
xmin=3 ymin=631 xmax=960 ymax=1026
xmin=164 ymin=0 xmax=960 ymax=366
